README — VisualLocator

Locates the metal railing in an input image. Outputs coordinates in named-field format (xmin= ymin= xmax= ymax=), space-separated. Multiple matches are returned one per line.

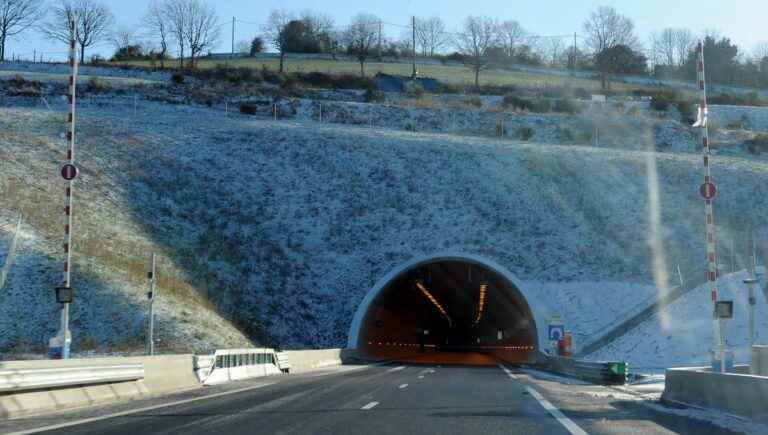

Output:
xmin=0 ymin=364 xmax=144 ymax=393
xmin=536 ymin=355 xmax=628 ymax=385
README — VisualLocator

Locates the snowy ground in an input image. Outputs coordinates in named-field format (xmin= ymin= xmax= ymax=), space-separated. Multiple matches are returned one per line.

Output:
xmin=589 ymin=270 xmax=768 ymax=370
xmin=1 ymin=80 xmax=768 ymax=359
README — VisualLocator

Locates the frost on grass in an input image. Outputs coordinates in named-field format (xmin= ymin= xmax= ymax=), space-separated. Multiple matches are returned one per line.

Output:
xmin=1 ymin=99 xmax=768 ymax=357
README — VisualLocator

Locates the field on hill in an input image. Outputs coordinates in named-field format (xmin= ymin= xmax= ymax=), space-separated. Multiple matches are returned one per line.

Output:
xmin=122 ymin=57 xmax=651 ymax=94
xmin=2 ymin=92 xmax=768 ymax=354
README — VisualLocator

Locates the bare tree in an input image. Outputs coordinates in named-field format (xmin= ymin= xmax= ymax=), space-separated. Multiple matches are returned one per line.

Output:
xmin=754 ymin=41 xmax=768 ymax=62
xmin=499 ymin=19 xmax=525 ymax=59
xmin=582 ymin=5 xmax=638 ymax=54
xmin=262 ymin=9 xmax=292 ymax=72
xmin=183 ymin=0 xmax=219 ymax=67
xmin=415 ymin=17 xmax=447 ymax=57
xmin=343 ymin=13 xmax=378 ymax=76
xmin=583 ymin=5 xmax=639 ymax=89
xmin=652 ymin=28 xmax=675 ymax=66
xmin=161 ymin=0 xmax=187 ymax=68
xmin=672 ymin=28 xmax=694 ymax=67
xmin=455 ymin=15 xmax=499 ymax=87
xmin=41 ymin=0 xmax=114 ymax=64
xmin=143 ymin=0 xmax=169 ymax=67
xmin=110 ymin=25 xmax=135 ymax=51
xmin=0 ymin=0 xmax=44 ymax=61
xmin=544 ymin=37 xmax=565 ymax=67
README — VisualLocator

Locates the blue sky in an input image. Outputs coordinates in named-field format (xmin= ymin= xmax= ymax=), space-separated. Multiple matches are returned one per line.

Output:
xmin=7 ymin=0 xmax=768 ymax=61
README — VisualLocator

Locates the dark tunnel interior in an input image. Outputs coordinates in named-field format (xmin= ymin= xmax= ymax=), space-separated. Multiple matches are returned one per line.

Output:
xmin=357 ymin=260 xmax=537 ymax=365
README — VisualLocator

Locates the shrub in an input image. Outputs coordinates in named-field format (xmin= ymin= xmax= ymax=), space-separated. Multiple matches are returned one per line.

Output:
xmin=553 ymin=98 xmax=580 ymax=114
xmin=745 ymin=134 xmax=768 ymax=154
xmin=516 ymin=126 xmax=534 ymax=141
xmin=404 ymin=81 xmax=424 ymax=98
xmin=364 ymin=88 xmax=385 ymax=103
xmin=626 ymin=106 xmax=640 ymax=116
xmin=87 ymin=76 xmax=109 ymax=93
xmin=614 ymin=101 xmax=626 ymax=113
xmin=502 ymin=94 xmax=532 ymax=111
xmin=530 ymin=98 xmax=551 ymax=113
xmin=650 ymin=93 xmax=671 ymax=111
xmin=280 ymin=74 xmax=297 ymax=90
xmin=558 ymin=126 xmax=575 ymax=142
xmin=466 ymin=96 xmax=482 ymax=107
xmin=676 ymin=101 xmax=695 ymax=124
xmin=726 ymin=120 xmax=744 ymax=130
xmin=239 ymin=103 xmax=258 ymax=115
xmin=171 ymin=71 xmax=185 ymax=85
xmin=404 ymin=120 xmax=417 ymax=131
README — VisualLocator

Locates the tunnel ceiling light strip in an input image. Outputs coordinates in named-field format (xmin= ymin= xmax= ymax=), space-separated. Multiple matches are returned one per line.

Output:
xmin=415 ymin=281 xmax=452 ymax=326
xmin=473 ymin=283 xmax=488 ymax=326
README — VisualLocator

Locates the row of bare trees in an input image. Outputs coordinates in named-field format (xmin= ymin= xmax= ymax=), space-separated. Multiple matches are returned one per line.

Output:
xmin=0 ymin=0 xmax=220 ymax=67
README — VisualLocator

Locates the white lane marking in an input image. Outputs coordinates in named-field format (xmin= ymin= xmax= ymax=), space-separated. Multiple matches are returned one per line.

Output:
xmin=525 ymin=386 xmax=588 ymax=435
xmin=499 ymin=365 xmax=588 ymax=435
xmin=361 ymin=401 xmax=379 ymax=410
xmin=417 ymin=375 xmax=424 ymax=379
xmin=387 ymin=365 xmax=406 ymax=373
xmin=4 ymin=382 xmax=277 ymax=435
xmin=398 ymin=384 xmax=408 ymax=389
xmin=499 ymin=364 xmax=518 ymax=379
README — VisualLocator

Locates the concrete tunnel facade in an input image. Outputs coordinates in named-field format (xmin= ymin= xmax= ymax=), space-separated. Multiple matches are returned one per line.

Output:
xmin=347 ymin=253 xmax=550 ymax=364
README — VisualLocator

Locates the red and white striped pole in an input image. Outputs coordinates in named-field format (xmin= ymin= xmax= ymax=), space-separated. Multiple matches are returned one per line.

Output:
xmin=49 ymin=16 xmax=78 ymax=360
xmin=693 ymin=40 xmax=724 ymax=371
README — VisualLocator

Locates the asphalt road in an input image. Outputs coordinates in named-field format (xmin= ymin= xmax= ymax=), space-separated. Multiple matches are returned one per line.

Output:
xmin=0 ymin=363 xmax=747 ymax=435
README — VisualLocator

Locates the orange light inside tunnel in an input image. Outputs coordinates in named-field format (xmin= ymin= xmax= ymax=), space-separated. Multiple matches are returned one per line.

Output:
xmin=472 ymin=283 xmax=488 ymax=325
xmin=415 ymin=280 xmax=452 ymax=326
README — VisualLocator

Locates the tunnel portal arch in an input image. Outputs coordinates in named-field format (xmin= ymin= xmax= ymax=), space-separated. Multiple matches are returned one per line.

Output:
xmin=347 ymin=253 xmax=549 ymax=362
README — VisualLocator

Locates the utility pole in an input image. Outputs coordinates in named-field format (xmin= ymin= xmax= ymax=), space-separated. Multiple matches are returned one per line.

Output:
xmin=572 ymin=33 xmax=577 ymax=76
xmin=147 ymin=253 xmax=157 ymax=356
xmin=231 ymin=17 xmax=236 ymax=57
xmin=49 ymin=16 xmax=78 ymax=360
xmin=411 ymin=16 xmax=417 ymax=78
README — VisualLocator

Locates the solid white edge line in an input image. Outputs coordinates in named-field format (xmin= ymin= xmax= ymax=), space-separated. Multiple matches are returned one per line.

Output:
xmin=4 ymin=382 xmax=277 ymax=435
xmin=386 ymin=366 xmax=406 ymax=373
xmin=498 ymin=364 xmax=588 ymax=435
xmin=398 ymin=384 xmax=408 ymax=389
xmin=361 ymin=401 xmax=379 ymax=410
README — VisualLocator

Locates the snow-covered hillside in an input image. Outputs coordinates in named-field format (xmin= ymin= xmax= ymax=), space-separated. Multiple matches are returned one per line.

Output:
xmin=2 ymin=95 xmax=768 ymax=355
xmin=589 ymin=270 xmax=768 ymax=370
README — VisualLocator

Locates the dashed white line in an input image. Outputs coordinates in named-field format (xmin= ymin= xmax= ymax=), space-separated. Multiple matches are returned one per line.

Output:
xmin=417 ymin=375 xmax=424 ymax=379
xmin=361 ymin=401 xmax=380 ymax=410
xmin=387 ymin=366 xmax=406 ymax=373
xmin=498 ymin=364 xmax=588 ymax=435
xmin=398 ymin=384 xmax=408 ymax=389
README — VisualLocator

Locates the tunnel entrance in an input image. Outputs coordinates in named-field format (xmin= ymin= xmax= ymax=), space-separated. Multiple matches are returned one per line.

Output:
xmin=348 ymin=255 xmax=539 ymax=365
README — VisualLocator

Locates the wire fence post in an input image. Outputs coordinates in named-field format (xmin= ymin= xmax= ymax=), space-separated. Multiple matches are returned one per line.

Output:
xmin=147 ymin=253 xmax=157 ymax=356
xmin=48 ymin=16 xmax=78 ymax=360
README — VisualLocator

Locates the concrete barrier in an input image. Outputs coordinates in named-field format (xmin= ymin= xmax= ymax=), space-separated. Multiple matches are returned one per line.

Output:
xmin=752 ymin=346 xmax=768 ymax=376
xmin=0 ymin=355 xmax=199 ymax=419
xmin=282 ymin=349 xmax=358 ymax=374
xmin=662 ymin=366 xmax=768 ymax=420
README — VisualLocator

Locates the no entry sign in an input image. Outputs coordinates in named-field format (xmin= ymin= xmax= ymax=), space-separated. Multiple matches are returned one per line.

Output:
xmin=61 ymin=163 xmax=78 ymax=181
xmin=699 ymin=182 xmax=716 ymax=200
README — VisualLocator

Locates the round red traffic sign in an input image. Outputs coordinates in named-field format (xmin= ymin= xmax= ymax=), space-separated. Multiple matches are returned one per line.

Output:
xmin=699 ymin=182 xmax=717 ymax=200
xmin=61 ymin=163 xmax=78 ymax=181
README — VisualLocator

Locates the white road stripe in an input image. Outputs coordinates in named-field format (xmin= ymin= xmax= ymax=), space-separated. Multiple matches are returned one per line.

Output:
xmin=4 ymin=382 xmax=276 ymax=435
xmin=525 ymin=386 xmax=588 ymax=435
xmin=417 ymin=375 xmax=424 ymax=379
xmin=498 ymin=364 xmax=588 ymax=435
xmin=386 ymin=366 xmax=406 ymax=373
xmin=361 ymin=401 xmax=379 ymax=410
xmin=398 ymin=384 xmax=408 ymax=389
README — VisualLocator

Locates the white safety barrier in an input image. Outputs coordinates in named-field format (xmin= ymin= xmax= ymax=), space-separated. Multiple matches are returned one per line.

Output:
xmin=0 ymin=364 xmax=144 ymax=393
xmin=276 ymin=352 xmax=290 ymax=373
xmin=200 ymin=348 xmax=282 ymax=385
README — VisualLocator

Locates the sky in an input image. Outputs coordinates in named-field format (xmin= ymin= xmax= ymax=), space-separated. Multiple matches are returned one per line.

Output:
xmin=6 ymin=0 xmax=768 ymax=62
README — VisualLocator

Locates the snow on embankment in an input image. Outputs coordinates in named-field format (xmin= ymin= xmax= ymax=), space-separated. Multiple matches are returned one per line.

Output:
xmin=588 ymin=270 xmax=768 ymax=370
xmin=2 ymin=101 xmax=768 ymax=352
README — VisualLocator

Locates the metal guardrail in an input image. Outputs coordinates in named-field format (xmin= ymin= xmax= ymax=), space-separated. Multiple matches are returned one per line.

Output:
xmin=536 ymin=355 xmax=628 ymax=385
xmin=0 ymin=364 xmax=144 ymax=393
